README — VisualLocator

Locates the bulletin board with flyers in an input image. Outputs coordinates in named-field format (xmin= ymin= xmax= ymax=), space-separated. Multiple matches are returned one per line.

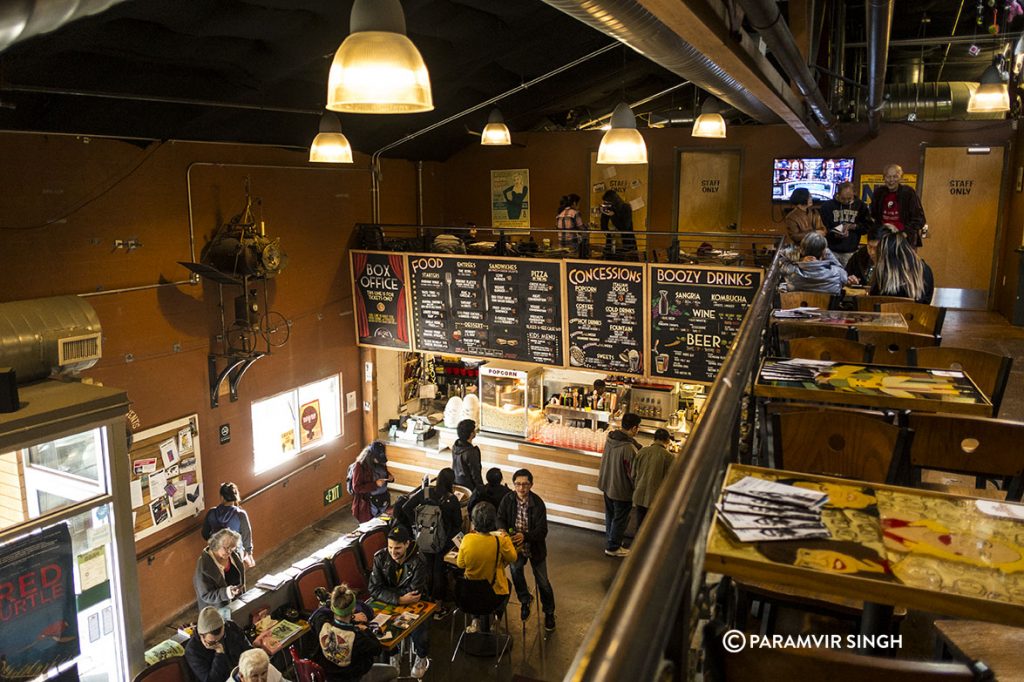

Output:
xmin=129 ymin=414 xmax=205 ymax=541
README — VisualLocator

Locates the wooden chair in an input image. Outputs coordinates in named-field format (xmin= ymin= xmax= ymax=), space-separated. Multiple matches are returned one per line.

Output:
xmin=132 ymin=657 xmax=192 ymax=682
xmin=778 ymin=291 xmax=836 ymax=310
xmin=705 ymin=621 xmax=983 ymax=682
xmin=784 ymin=337 xmax=874 ymax=363
xmin=908 ymin=346 xmax=1012 ymax=417
xmin=357 ymin=526 xmax=388 ymax=571
xmin=855 ymin=330 xmax=939 ymax=366
xmin=292 ymin=562 xmax=333 ymax=616
xmin=855 ymin=294 xmax=914 ymax=312
xmin=772 ymin=408 xmax=912 ymax=484
xmin=906 ymin=413 xmax=1024 ymax=501
xmin=878 ymin=301 xmax=947 ymax=337
xmin=330 ymin=544 xmax=369 ymax=598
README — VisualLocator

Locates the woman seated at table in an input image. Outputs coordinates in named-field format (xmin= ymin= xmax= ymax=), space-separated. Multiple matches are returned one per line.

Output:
xmin=228 ymin=648 xmax=285 ymax=682
xmin=456 ymin=501 xmax=517 ymax=633
xmin=869 ymin=227 xmax=934 ymax=304
xmin=310 ymin=584 xmax=399 ymax=682
xmin=193 ymin=528 xmax=245 ymax=618
xmin=780 ymin=232 xmax=847 ymax=295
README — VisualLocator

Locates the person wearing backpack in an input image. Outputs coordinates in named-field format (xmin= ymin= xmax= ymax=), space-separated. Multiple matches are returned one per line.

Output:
xmin=451 ymin=419 xmax=483 ymax=491
xmin=350 ymin=441 xmax=393 ymax=523
xmin=405 ymin=468 xmax=461 ymax=616
xmin=201 ymin=482 xmax=255 ymax=568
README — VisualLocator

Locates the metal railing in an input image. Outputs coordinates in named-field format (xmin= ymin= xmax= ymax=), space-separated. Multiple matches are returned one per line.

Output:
xmin=564 ymin=246 xmax=784 ymax=682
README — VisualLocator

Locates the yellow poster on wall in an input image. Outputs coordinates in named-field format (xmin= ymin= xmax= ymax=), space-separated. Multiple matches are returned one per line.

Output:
xmin=491 ymin=169 xmax=530 ymax=228
xmin=859 ymin=173 xmax=918 ymax=205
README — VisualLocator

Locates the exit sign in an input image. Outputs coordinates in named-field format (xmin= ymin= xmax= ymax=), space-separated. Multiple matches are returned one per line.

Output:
xmin=323 ymin=483 xmax=342 ymax=507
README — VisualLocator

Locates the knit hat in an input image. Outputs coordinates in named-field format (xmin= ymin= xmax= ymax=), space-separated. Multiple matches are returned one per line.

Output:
xmin=197 ymin=607 xmax=225 ymax=634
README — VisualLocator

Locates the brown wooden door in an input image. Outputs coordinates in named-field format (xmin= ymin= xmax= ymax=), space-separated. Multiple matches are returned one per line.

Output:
xmin=676 ymin=150 xmax=742 ymax=232
xmin=920 ymin=146 xmax=1005 ymax=309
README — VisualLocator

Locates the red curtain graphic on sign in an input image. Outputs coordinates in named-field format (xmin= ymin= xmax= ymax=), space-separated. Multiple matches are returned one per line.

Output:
xmin=388 ymin=254 xmax=409 ymax=343
xmin=353 ymin=252 xmax=370 ymax=339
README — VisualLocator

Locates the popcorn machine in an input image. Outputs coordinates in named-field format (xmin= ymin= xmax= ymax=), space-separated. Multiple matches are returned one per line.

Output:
xmin=478 ymin=363 xmax=543 ymax=436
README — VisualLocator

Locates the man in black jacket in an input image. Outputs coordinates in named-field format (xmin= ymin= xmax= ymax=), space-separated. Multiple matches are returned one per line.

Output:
xmin=452 ymin=419 xmax=483 ymax=490
xmin=468 ymin=467 xmax=512 ymax=516
xmin=871 ymin=164 xmax=926 ymax=248
xmin=368 ymin=525 xmax=431 ymax=679
xmin=820 ymin=182 xmax=873 ymax=267
xmin=497 ymin=468 xmax=556 ymax=632
xmin=184 ymin=607 xmax=252 ymax=682
xmin=599 ymin=190 xmax=637 ymax=256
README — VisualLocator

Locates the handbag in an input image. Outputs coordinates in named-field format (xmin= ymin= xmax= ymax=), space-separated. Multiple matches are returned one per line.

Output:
xmin=455 ymin=536 xmax=504 ymax=616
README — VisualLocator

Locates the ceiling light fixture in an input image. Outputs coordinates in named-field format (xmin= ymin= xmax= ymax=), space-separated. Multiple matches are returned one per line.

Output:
xmin=309 ymin=112 xmax=353 ymax=163
xmin=326 ymin=0 xmax=433 ymax=114
xmin=480 ymin=108 xmax=512 ymax=146
xmin=692 ymin=96 xmax=727 ymax=138
xmin=597 ymin=102 xmax=648 ymax=164
xmin=967 ymin=62 xmax=1010 ymax=114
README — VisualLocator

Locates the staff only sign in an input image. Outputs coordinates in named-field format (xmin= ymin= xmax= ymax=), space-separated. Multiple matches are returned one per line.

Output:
xmin=0 ymin=524 xmax=79 ymax=678
xmin=350 ymin=251 xmax=412 ymax=350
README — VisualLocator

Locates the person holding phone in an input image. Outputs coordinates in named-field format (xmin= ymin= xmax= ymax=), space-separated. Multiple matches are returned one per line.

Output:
xmin=194 ymin=528 xmax=245 ymax=618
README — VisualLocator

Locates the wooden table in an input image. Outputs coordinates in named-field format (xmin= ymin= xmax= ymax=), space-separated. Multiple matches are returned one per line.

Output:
xmin=705 ymin=465 xmax=1024 ymax=627
xmin=935 ymin=620 xmax=1024 ymax=681
xmin=771 ymin=309 xmax=908 ymax=332
xmin=368 ymin=599 xmax=438 ymax=651
xmin=754 ymin=358 xmax=992 ymax=416
xmin=254 ymin=619 xmax=309 ymax=656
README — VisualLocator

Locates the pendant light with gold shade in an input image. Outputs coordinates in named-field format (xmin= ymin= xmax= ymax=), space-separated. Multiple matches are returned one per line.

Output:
xmin=692 ymin=96 xmax=727 ymax=138
xmin=309 ymin=112 xmax=353 ymax=163
xmin=597 ymin=102 xmax=648 ymax=164
xmin=967 ymin=60 xmax=1010 ymax=114
xmin=480 ymin=108 xmax=512 ymax=146
xmin=327 ymin=0 xmax=433 ymax=114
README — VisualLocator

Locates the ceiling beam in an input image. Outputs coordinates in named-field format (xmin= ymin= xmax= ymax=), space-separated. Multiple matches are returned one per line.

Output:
xmin=634 ymin=0 xmax=828 ymax=147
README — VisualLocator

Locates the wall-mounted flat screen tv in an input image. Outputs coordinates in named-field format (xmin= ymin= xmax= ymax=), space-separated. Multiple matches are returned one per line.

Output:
xmin=772 ymin=157 xmax=855 ymax=202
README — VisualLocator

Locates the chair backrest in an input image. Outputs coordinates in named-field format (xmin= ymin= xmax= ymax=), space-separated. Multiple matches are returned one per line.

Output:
xmin=855 ymin=330 xmax=938 ymax=366
xmin=785 ymin=337 xmax=874 ymax=363
xmin=454 ymin=575 xmax=505 ymax=617
xmin=358 ymin=526 xmax=388 ymax=570
xmin=774 ymin=321 xmax=856 ymax=343
xmin=290 ymin=646 xmax=326 ymax=682
xmin=855 ymin=294 xmax=914 ymax=312
xmin=292 ymin=562 xmax=333 ymax=615
xmin=908 ymin=346 xmax=1012 ymax=418
xmin=878 ymin=301 xmax=947 ymax=337
xmin=132 ymin=656 xmax=192 ymax=682
xmin=906 ymin=413 xmax=1024 ymax=501
xmin=330 ymin=545 xmax=369 ymax=596
xmin=778 ymin=291 xmax=835 ymax=310
xmin=772 ymin=409 xmax=911 ymax=484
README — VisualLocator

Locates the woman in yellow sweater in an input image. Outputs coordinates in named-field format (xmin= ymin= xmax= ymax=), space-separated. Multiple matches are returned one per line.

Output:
xmin=456 ymin=501 xmax=517 ymax=633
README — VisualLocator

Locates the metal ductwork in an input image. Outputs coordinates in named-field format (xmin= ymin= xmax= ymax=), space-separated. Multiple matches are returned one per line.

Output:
xmin=866 ymin=0 xmax=894 ymax=134
xmin=862 ymin=82 xmax=1005 ymax=121
xmin=540 ymin=0 xmax=779 ymax=123
xmin=0 ymin=296 xmax=103 ymax=383
xmin=0 ymin=0 xmax=128 ymax=53
xmin=736 ymin=0 xmax=842 ymax=146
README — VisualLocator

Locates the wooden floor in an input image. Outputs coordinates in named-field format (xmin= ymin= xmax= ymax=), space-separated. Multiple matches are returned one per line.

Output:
xmin=939 ymin=310 xmax=1024 ymax=420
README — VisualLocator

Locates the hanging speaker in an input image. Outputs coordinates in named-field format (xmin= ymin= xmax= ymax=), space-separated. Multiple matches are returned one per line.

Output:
xmin=0 ymin=368 xmax=18 ymax=413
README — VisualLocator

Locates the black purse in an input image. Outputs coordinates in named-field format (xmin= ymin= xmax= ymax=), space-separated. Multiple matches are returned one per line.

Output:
xmin=456 ymin=536 xmax=504 ymax=615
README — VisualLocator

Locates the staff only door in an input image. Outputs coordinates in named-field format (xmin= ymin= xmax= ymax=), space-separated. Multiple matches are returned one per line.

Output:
xmin=920 ymin=145 xmax=1006 ymax=309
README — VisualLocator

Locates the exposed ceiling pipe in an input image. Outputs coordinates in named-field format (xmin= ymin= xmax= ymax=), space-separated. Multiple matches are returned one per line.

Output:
xmin=539 ymin=0 xmax=779 ymax=123
xmin=735 ymin=0 xmax=842 ymax=146
xmin=0 ymin=0 xmax=128 ymax=53
xmin=865 ymin=0 xmax=894 ymax=135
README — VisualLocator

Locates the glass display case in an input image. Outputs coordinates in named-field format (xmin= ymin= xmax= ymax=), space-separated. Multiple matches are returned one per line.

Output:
xmin=478 ymin=363 xmax=543 ymax=436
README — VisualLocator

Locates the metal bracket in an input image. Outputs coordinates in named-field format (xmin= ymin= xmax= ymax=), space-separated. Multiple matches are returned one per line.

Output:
xmin=209 ymin=353 xmax=265 ymax=408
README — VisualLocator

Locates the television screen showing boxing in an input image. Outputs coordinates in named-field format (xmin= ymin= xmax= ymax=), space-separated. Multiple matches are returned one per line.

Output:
xmin=771 ymin=157 xmax=855 ymax=202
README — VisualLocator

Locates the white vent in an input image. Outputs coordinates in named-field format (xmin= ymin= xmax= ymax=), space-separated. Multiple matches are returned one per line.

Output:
xmin=57 ymin=333 xmax=102 ymax=366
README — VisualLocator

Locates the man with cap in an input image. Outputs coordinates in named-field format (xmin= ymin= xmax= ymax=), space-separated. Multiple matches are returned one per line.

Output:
xmin=368 ymin=525 xmax=431 ymax=679
xmin=184 ymin=606 xmax=252 ymax=682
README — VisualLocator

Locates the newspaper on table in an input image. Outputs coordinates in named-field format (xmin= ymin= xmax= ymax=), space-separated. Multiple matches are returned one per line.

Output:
xmin=718 ymin=476 xmax=830 ymax=543
xmin=760 ymin=358 xmax=835 ymax=382
xmin=772 ymin=307 xmax=821 ymax=319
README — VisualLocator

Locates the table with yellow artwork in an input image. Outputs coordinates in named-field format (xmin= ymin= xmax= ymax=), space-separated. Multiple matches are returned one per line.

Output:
xmin=754 ymin=358 xmax=992 ymax=416
xmin=771 ymin=309 xmax=908 ymax=333
xmin=706 ymin=465 xmax=1024 ymax=627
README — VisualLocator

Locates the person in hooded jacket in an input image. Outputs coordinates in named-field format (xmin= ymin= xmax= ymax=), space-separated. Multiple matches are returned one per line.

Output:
xmin=781 ymin=232 xmax=848 ymax=295
xmin=202 ymin=482 xmax=254 ymax=567
xmin=451 ymin=419 xmax=483 ymax=490
xmin=351 ymin=441 xmax=394 ymax=523
xmin=467 ymin=467 xmax=512 ymax=516
xmin=598 ymin=412 xmax=641 ymax=558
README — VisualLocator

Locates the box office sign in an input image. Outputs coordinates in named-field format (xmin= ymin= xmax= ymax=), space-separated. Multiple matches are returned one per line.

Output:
xmin=351 ymin=251 xmax=412 ymax=350
xmin=0 ymin=524 xmax=79 ymax=678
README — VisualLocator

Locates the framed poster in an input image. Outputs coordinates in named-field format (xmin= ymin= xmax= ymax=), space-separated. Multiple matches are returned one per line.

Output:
xmin=490 ymin=169 xmax=530 ymax=228
xmin=350 ymin=250 xmax=412 ymax=350
xmin=130 ymin=414 xmax=204 ymax=541
xmin=588 ymin=152 xmax=648 ymax=253
xmin=676 ymin=149 xmax=742 ymax=231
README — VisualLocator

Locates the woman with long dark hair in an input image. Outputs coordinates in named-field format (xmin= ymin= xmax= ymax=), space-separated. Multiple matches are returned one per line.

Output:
xmin=556 ymin=193 xmax=585 ymax=252
xmin=351 ymin=441 xmax=393 ymax=523
xmin=869 ymin=228 xmax=934 ymax=303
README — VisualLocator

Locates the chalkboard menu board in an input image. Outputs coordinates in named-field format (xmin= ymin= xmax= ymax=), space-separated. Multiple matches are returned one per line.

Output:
xmin=350 ymin=251 xmax=412 ymax=350
xmin=409 ymin=254 xmax=565 ymax=366
xmin=648 ymin=264 xmax=762 ymax=383
xmin=565 ymin=261 xmax=646 ymax=375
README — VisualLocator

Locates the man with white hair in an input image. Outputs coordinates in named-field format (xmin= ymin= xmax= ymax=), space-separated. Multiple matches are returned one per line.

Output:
xmin=871 ymin=164 xmax=926 ymax=248
xmin=228 ymin=648 xmax=285 ymax=682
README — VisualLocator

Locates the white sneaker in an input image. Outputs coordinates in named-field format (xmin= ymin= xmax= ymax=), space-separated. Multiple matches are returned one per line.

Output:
xmin=411 ymin=655 xmax=430 ymax=679
xmin=466 ymin=618 xmax=480 ymax=633
xmin=604 ymin=547 xmax=631 ymax=557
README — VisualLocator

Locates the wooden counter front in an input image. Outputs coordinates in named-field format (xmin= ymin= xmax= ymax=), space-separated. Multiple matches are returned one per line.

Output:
xmin=384 ymin=431 xmax=605 ymax=533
